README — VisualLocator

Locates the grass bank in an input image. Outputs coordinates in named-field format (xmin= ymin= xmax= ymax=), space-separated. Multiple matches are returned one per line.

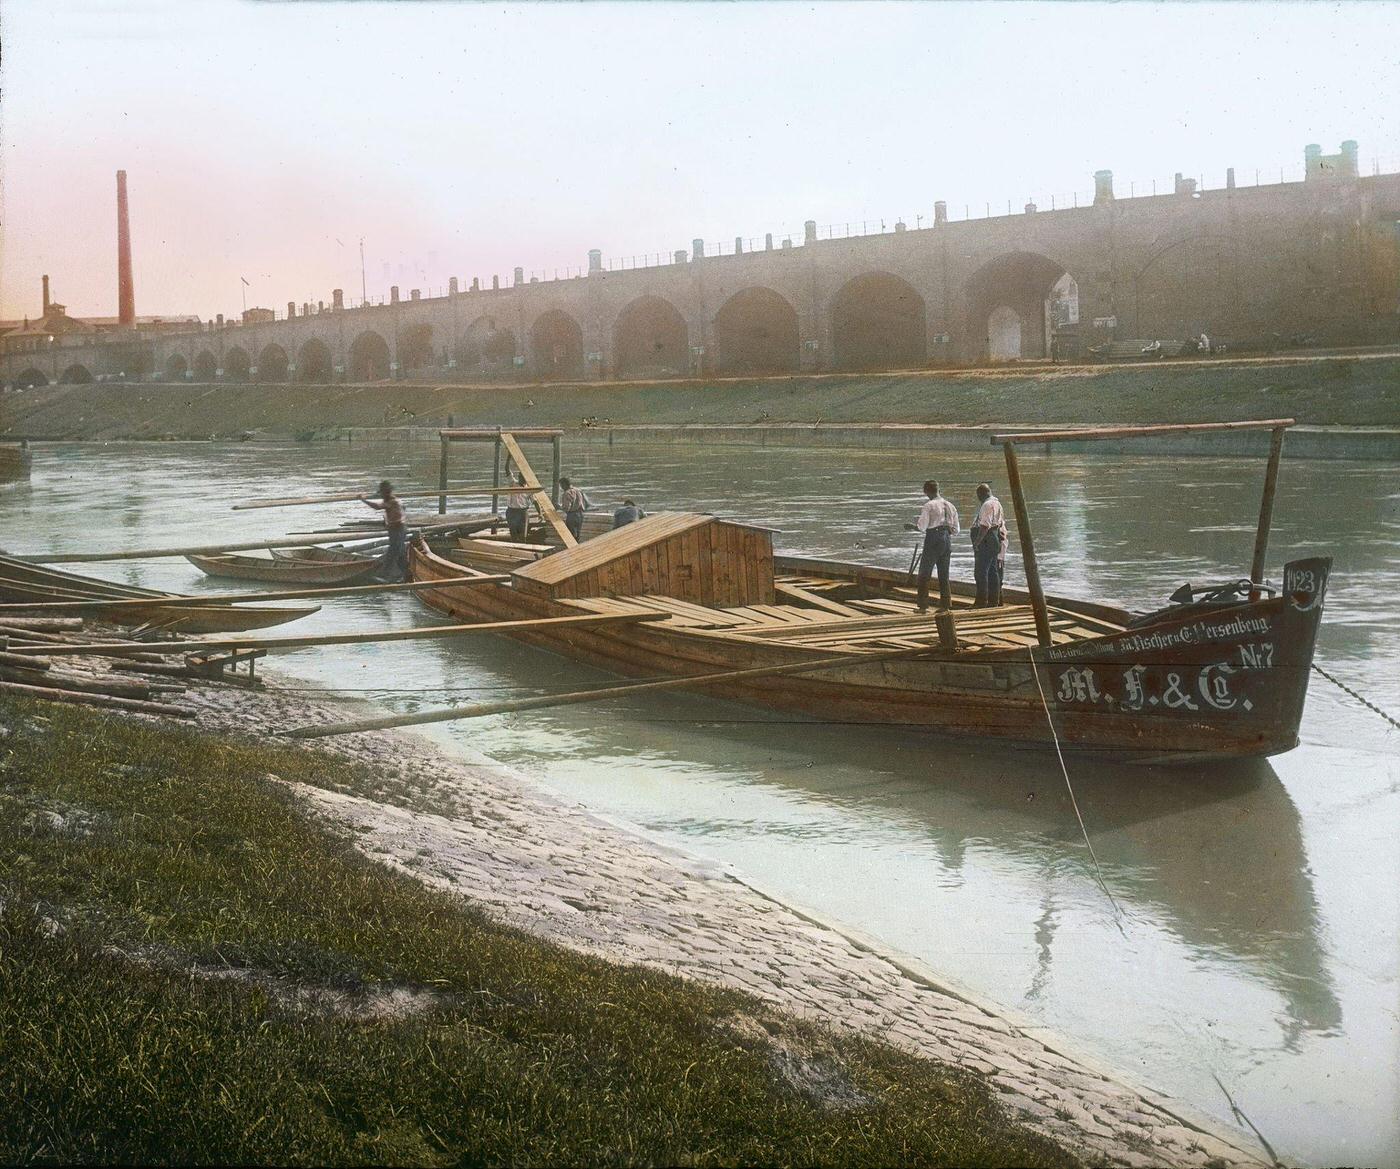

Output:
xmin=0 ymin=697 xmax=1073 ymax=1167
xmin=3 ymin=350 xmax=1398 ymax=441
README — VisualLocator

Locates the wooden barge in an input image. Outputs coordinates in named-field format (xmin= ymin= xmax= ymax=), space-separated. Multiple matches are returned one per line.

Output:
xmin=404 ymin=419 xmax=1327 ymax=763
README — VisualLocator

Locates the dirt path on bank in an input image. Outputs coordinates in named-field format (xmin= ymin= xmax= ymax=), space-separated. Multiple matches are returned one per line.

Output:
xmin=4 ymin=351 xmax=1398 ymax=442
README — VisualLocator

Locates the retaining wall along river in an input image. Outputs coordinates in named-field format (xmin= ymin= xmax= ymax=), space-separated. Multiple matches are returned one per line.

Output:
xmin=3 ymin=351 xmax=1399 ymax=458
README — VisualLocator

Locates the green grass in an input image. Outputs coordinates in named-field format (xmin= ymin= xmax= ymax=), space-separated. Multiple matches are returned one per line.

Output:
xmin=0 ymin=697 xmax=1076 ymax=1166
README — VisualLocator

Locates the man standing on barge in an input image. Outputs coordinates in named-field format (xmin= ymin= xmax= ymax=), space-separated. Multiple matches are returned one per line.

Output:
xmin=905 ymin=480 xmax=959 ymax=612
xmin=970 ymin=482 xmax=1007 ymax=607
xmin=360 ymin=480 xmax=408 ymax=582
xmin=558 ymin=476 xmax=591 ymax=542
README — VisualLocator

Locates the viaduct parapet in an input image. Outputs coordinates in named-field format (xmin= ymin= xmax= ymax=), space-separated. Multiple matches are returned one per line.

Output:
xmin=6 ymin=144 xmax=1399 ymax=388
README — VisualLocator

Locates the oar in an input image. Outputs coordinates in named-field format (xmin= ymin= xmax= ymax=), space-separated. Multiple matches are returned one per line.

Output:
xmin=284 ymin=642 xmax=940 ymax=739
xmin=0 ymin=574 xmax=511 ymax=613
xmin=5 ymin=611 xmax=655 ymax=659
xmin=233 ymin=483 xmax=540 ymax=511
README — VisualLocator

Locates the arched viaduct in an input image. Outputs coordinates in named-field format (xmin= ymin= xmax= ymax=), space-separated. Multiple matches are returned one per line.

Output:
xmin=7 ymin=158 xmax=1399 ymax=389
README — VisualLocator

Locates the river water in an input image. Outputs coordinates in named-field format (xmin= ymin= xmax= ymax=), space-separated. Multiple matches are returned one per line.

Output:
xmin=4 ymin=440 xmax=1397 ymax=1166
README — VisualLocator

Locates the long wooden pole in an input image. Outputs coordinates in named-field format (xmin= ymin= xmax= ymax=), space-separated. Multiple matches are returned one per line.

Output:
xmin=19 ymin=523 xmax=488 ymax=565
xmin=284 ymin=642 xmax=941 ymax=739
xmin=232 ymin=484 xmax=538 ymax=511
xmin=491 ymin=435 xmax=502 ymax=521
xmin=1249 ymin=426 xmax=1287 ymax=601
xmin=9 ymin=612 xmax=654 ymax=659
xmin=1002 ymin=441 xmax=1052 ymax=647
xmin=992 ymin=418 xmax=1296 ymax=446
xmin=438 ymin=436 xmax=449 ymax=516
xmin=0 ymin=574 xmax=510 ymax=613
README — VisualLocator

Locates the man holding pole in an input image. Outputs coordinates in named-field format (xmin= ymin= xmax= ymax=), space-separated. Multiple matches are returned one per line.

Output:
xmin=970 ymin=482 xmax=1007 ymax=607
xmin=904 ymin=480 xmax=959 ymax=612
xmin=360 ymin=480 xmax=409 ymax=582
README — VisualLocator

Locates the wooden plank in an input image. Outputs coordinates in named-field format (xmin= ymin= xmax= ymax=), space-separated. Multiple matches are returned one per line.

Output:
xmin=0 ymin=678 xmax=193 ymax=718
xmin=993 ymin=419 xmax=1297 ymax=445
xmin=498 ymin=432 xmax=576 ymax=549
xmin=22 ymin=532 xmax=415 ymax=565
xmin=775 ymin=582 xmax=865 ymax=617
xmin=232 ymin=483 xmax=539 ymax=511
xmin=0 ymin=575 xmax=510 ymax=612
xmin=7 ymin=612 xmax=659 ymax=660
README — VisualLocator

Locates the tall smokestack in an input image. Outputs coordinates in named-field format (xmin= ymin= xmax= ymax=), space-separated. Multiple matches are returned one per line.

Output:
xmin=42 ymin=275 xmax=50 ymax=315
xmin=116 ymin=170 xmax=135 ymax=326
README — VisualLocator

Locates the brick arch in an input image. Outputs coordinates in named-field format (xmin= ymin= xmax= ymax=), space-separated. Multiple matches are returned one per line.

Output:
xmin=59 ymin=363 xmax=94 ymax=385
xmin=613 ymin=295 xmax=688 ymax=379
xmin=713 ymin=286 xmax=799 ymax=374
xmin=962 ymin=251 xmax=1071 ymax=362
xmin=397 ymin=322 xmax=435 ymax=375
xmin=1132 ymin=235 xmax=1240 ymax=340
xmin=192 ymin=350 xmax=218 ymax=381
xmin=223 ymin=346 xmax=251 ymax=382
xmin=257 ymin=343 xmax=289 ymax=383
xmin=456 ymin=315 xmax=517 ymax=380
xmin=164 ymin=352 xmax=188 ymax=380
xmin=297 ymin=338 xmax=333 ymax=383
xmin=830 ymin=272 xmax=926 ymax=371
xmin=349 ymin=330 xmax=391 ymax=381
xmin=529 ymin=309 xmax=584 ymax=381
xmin=15 ymin=367 xmax=49 ymax=388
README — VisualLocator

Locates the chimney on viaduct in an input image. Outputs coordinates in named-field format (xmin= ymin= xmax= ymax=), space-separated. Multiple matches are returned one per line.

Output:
xmin=116 ymin=170 xmax=136 ymax=326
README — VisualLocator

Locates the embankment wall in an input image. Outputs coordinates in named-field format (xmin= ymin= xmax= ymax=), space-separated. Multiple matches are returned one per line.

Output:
xmin=3 ymin=353 xmax=1398 ymax=458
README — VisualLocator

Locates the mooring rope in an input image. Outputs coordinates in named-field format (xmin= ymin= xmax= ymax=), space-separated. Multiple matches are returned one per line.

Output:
xmin=1026 ymin=648 xmax=1128 ymax=935
xmin=1311 ymin=662 xmax=1400 ymax=733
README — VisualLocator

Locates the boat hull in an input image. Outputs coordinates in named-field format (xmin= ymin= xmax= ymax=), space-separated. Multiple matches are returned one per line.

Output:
xmin=0 ymin=554 xmax=319 ymax=633
xmin=409 ymin=543 xmax=1329 ymax=763
xmin=186 ymin=551 xmax=377 ymax=586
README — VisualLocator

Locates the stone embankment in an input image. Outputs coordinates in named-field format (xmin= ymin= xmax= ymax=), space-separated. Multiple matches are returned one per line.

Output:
xmin=3 ymin=350 xmax=1399 ymax=459
xmin=171 ymin=673 xmax=1269 ymax=1168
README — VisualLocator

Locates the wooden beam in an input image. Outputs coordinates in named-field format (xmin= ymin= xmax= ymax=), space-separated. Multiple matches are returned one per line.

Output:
xmin=21 ymin=528 xmax=471 ymax=564
xmin=0 ymin=678 xmax=193 ymax=718
xmin=0 ymin=575 xmax=510 ymax=613
xmin=1249 ymin=426 xmax=1287 ymax=601
xmin=10 ymin=611 xmax=655 ymax=659
xmin=283 ymin=642 xmax=942 ymax=739
xmin=1002 ymin=441 xmax=1052 ymax=648
xmin=231 ymin=484 xmax=538 ymax=511
xmin=439 ymin=428 xmax=565 ymax=441
xmin=773 ymin=581 xmax=863 ymax=618
xmin=992 ymin=419 xmax=1296 ymax=446
xmin=499 ymin=432 xmax=576 ymax=548
xmin=438 ymin=436 xmax=450 ymax=516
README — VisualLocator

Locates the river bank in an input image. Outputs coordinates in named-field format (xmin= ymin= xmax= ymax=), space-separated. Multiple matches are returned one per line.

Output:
xmin=3 ymin=351 xmax=1398 ymax=456
xmin=2 ymin=663 xmax=1271 ymax=1167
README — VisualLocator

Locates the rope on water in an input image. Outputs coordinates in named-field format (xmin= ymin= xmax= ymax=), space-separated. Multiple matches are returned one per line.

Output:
xmin=1027 ymin=647 xmax=1128 ymax=937
xmin=1311 ymin=662 xmax=1400 ymax=733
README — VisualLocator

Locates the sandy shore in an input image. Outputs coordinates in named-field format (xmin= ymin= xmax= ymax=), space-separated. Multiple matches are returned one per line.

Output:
xmin=157 ymin=667 xmax=1268 ymax=1168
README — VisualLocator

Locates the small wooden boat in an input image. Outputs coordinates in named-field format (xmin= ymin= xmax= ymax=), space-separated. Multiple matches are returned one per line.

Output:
xmin=0 ymin=442 xmax=32 ymax=481
xmin=270 ymin=545 xmax=378 ymax=564
xmin=407 ymin=420 xmax=1326 ymax=763
xmin=0 ymin=554 xmax=319 ymax=633
xmin=186 ymin=550 xmax=377 ymax=585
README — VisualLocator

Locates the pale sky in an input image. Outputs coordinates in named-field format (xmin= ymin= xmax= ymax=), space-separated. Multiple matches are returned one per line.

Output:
xmin=2 ymin=0 xmax=1397 ymax=320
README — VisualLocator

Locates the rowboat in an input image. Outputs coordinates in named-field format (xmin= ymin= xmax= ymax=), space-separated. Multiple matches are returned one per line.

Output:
xmin=0 ymin=554 xmax=319 ymax=633
xmin=406 ymin=419 xmax=1326 ymax=763
xmin=186 ymin=549 xmax=377 ymax=585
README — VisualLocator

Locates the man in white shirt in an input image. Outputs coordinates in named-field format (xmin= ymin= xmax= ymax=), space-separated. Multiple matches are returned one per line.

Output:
xmin=504 ymin=472 xmax=532 ymax=541
xmin=558 ymin=476 xmax=591 ymax=542
xmin=970 ymin=482 xmax=1007 ymax=607
xmin=904 ymin=480 xmax=960 ymax=611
